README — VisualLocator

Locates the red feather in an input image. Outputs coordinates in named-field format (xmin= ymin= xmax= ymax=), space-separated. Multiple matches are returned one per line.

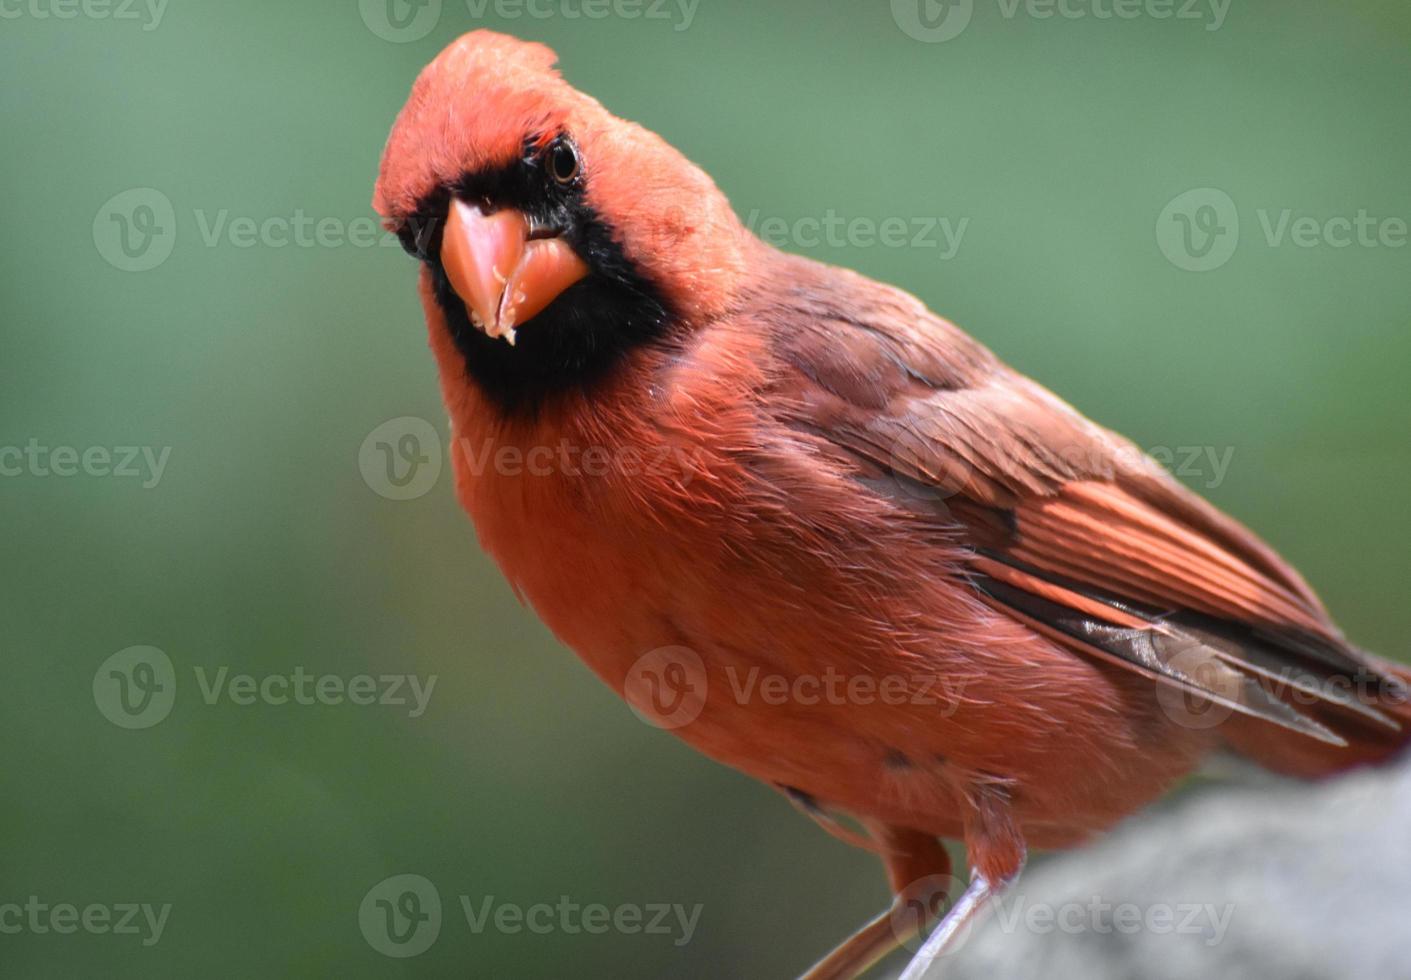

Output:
xmin=375 ymin=30 xmax=1410 ymax=972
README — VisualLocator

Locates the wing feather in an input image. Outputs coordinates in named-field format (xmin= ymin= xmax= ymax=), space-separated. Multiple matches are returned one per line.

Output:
xmin=761 ymin=256 xmax=1406 ymax=746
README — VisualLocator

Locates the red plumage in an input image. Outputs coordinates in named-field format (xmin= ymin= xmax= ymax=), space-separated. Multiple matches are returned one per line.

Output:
xmin=376 ymin=31 xmax=1410 ymax=977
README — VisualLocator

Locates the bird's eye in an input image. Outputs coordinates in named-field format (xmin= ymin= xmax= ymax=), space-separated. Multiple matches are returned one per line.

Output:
xmin=548 ymin=138 xmax=580 ymax=185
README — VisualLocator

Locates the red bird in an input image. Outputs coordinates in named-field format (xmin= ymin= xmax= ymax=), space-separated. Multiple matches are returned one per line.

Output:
xmin=375 ymin=31 xmax=1411 ymax=978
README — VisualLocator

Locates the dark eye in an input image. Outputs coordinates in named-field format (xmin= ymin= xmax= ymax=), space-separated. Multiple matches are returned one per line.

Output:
xmin=548 ymin=138 xmax=580 ymax=185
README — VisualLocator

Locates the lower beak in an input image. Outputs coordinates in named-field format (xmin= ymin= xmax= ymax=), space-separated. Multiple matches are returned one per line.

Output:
xmin=439 ymin=199 xmax=589 ymax=346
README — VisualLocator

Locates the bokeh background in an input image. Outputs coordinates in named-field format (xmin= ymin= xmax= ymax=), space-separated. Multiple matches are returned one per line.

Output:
xmin=2 ymin=0 xmax=1408 ymax=976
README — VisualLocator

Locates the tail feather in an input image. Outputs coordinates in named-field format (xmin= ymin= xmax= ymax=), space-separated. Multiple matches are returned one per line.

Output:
xmin=1225 ymin=660 xmax=1411 ymax=778
xmin=970 ymin=552 xmax=1411 ymax=779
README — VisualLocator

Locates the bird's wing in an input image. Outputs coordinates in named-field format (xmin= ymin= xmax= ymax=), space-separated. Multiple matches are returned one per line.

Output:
xmin=762 ymin=258 xmax=1404 ymax=747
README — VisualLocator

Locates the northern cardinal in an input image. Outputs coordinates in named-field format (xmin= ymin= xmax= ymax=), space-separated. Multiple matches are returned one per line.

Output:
xmin=374 ymin=31 xmax=1411 ymax=979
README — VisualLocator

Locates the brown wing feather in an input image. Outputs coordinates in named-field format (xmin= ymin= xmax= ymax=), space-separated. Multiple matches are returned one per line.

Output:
xmin=760 ymin=254 xmax=1406 ymax=750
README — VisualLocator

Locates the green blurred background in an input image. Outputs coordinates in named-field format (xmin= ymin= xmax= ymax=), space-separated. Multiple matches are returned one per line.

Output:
xmin=2 ymin=0 xmax=1408 ymax=976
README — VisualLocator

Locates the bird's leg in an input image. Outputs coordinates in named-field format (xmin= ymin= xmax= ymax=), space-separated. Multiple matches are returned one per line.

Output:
xmin=894 ymin=841 xmax=1026 ymax=980
xmin=894 ymin=872 xmax=995 ymax=980
xmin=797 ymin=902 xmax=915 ymax=980
xmin=797 ymin=824 xmax=952 ymax=980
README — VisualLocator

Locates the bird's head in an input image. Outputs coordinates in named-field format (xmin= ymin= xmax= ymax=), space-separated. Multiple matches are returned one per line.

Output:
xmin=374 ymin=31 xmax=754 ymax=410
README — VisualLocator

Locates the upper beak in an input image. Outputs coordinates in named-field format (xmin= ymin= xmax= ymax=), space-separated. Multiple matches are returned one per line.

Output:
xmin=439 ymin=199 xmax=590 ymax=346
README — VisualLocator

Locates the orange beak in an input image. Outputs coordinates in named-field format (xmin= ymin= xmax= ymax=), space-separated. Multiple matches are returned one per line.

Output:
xmin=439 ymin=199 xmax=590 ymax=346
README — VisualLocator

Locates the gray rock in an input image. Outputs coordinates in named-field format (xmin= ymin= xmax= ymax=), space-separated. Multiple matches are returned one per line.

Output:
xmin=932 ymin=751 xmax=1411 ymax=980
